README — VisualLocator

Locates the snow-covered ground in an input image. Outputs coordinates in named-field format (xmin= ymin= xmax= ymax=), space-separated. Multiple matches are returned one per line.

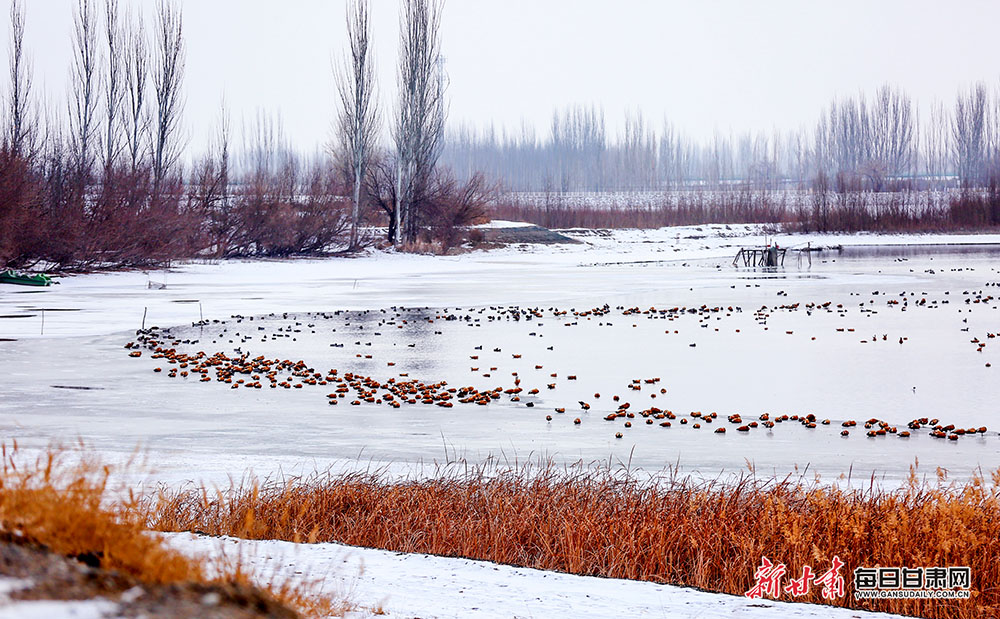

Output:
xmin=0 ymin=578 xmax=116 ymax=619
xmin=2 ymin=222 xmax=1000 ymax=617
xmin=471 ymin=219 xmax=538 ymax=229
xmin=164 ymin=532 xmax=910 ymax=619
xmin=0 ymin=531 xmax=911 ymax=619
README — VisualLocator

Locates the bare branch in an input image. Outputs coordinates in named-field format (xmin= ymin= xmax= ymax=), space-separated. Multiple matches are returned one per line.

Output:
xmin=7 ymin=0 xmax=36 ymax=155
xmin=68 ymin=0 xmax=101 ymax=181
xmin=123 ymin=5 xmax=150 ymax=173
xmin=102 ymin=0 xmax=124 ymax=174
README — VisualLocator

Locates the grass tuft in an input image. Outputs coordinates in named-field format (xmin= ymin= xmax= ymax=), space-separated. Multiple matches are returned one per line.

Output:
xmin=0 ymin=443 xmax=343 ymax=617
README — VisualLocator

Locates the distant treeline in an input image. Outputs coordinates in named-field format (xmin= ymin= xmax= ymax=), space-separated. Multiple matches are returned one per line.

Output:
xmin=443 ymin=84 xmax=1000 ymax=195
xmin=450 ymin=83 xmax=1000 ymax=232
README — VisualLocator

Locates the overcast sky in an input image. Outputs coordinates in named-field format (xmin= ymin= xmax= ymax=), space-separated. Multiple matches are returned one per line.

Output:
xmin=2 ymin=0 xmax=999 ymax=155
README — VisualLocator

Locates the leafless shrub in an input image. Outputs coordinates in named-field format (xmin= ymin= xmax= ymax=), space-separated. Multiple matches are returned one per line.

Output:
xmin=0 ymin=146 xmax=43 ymax=266
xmin=424 ymin=170 xmax=494 ymax=250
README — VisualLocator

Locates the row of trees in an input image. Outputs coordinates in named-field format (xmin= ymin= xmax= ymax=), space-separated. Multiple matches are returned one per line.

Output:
xmin=1 ymin=0 xmax=194 ymax=270
xmin=332 ymin=0 xmax=456 ymax=246
xmin=4 ymin=1 xmax=997 ymax=270
xmin=442 ymin=84 xmax=1000 ymax=194
xmin=9 ymin=0 xmax=184 ymax=184
xmin=1 ymin=0 xmax=492 ymax=270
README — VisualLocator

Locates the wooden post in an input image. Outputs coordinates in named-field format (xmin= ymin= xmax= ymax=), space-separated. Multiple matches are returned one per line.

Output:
xmin=141 ymin=307 xmax=147 ymax=330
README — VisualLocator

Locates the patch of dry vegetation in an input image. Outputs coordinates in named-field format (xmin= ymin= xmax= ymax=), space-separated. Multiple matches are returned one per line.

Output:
xmin=491 ymin=188 xmax=1000 ymax=233
xmin=0 ymin=444 xmax=341 ymax=617
xmin=147 ymin=461 xmax=1000 ymax=619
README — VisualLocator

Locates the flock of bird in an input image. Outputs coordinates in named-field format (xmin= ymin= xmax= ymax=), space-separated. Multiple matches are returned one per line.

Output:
xmin=126 ymin=284 xmax=998 ymax=444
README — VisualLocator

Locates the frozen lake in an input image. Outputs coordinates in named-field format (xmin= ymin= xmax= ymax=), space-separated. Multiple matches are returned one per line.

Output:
xmin=2 ymin=226 xmax=1000 ymax=486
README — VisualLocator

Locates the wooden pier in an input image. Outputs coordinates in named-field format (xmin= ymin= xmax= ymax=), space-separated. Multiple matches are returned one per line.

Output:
xmin=733 ymin=246 xmax=786 ymax=267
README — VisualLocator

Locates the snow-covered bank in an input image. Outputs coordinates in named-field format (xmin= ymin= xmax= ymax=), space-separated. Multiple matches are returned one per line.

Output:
xmin=165 ymin=532 xmax=910 ymax=619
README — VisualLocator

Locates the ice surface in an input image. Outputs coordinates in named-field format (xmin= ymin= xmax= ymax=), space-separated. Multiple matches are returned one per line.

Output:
xmin=3 ymin=225 xmax=999 ymax=486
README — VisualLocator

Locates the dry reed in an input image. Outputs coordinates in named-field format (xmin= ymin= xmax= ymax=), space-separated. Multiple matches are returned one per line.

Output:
xmin=147 ymin=461 xmax=1000 ymax=619
xmin=0 ymin=443 xmax=342 ymax=617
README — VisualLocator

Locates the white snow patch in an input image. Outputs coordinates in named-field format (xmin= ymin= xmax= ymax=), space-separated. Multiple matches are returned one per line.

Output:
xmin=0 ymin=576 xmax=117 ymax=618
xmin=0 ymin=599 xmax=117 ymax=619
xmin=0 ymin=578 xmax=32 ymax=598
xmin=165 ymin=532 xmax=909 ymax=619
xmin=473 ymin=219 xmax=536 ymax=229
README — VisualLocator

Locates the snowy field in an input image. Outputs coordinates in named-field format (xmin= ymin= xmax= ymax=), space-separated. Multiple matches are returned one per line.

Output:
xmin=2 ymin=222 xmax=1000 ymax=617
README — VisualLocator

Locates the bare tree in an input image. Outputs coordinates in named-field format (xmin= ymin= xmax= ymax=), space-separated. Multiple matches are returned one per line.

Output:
xmin=658 ymin=119 xmax=677 ymax=189
xmin=217 ymin=99 xmax=230 ymax=205
xmin=334 ymin=0 xmax=379 ymax=249
xmin=68 ymin=0 xmax=100 ymax=181
xmin=789 ymin=128 xmax=809 ymax=189
xmin=831 ymin=95 xmax=866 ymax=182
xmin=867 ymin=84 xmax=913 ymax=189
xmin=6 ymin=0 xmax=36 ymax=155
xmin=102 ymin=0 xmax=124 ymax=174
xmin=123 ymin=6 xmax=149 ymax=173
xmin=393 ymin=0 xmax=446 ymax=244
xmin=614 ymin=109 xmax=656 ymax=191
xmin=151 ymin=0 xmax=185 ymax=187
xmin=953 ymin=83 xmax=988 ymax=189
xmin=195 ymin=99 xmax=231 ymax=257
xmin=242 ymin=108 xmax=292 ymax=187
xmin=548 ymin=105 xmax=603 ymax=192
xmin=921 ymin=100 xmax=949 ymax=184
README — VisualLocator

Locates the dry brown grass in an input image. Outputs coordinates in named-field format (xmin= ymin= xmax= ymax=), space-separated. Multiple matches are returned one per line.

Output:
xmin=146 ymin=461 xmax=1000 ymax=619
xmin=0 ymin=443 xmax=343 ymax=618
xmin=491 ymin=189 xmax=1000 ymax=234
